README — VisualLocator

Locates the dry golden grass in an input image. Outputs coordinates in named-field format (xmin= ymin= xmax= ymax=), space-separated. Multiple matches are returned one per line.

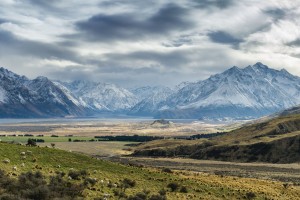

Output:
xmin=134 ymin=138 xmax=202 ymax=151
xmin=0 ymin=119 xmax=241 ymax=137
xmin=134 ymin=114 xmax=300 ymax=153
xmin=39 ymin=141 xmax=135 ymax=157
xmin=122 ymin=157 xmax=300 ymax=183
xmin=213 ymin=114 xmax=300 ymax=146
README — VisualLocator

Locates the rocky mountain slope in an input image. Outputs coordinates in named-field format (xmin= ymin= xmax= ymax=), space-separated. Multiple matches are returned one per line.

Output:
xmin=129 ymin=86 xmax=174 ymax=116
xmin=0 ymin=67 xmax=86 ymax=117
xmin=156 ymin=62 xmax=300 ymax=120
xmin=1 ymin=62 xmax=300 ymax=119
xmin=57 ymin=80 xmax=138 ymax=112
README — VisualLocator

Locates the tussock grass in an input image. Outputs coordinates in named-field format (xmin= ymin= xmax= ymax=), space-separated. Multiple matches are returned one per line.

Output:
xmin=1 ymin=142 xmax=297 ymax=199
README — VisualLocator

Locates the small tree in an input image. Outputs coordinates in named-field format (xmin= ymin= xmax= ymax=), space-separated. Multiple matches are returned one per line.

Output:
xmin=27 ymin=138 xmax=36 ymax=146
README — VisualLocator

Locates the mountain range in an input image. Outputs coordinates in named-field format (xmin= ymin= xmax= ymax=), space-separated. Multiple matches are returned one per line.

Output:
xmin=0 ymin=62 xmax=300 ymax=119
xmin=156 ymin=62 xmax=300 ymax=120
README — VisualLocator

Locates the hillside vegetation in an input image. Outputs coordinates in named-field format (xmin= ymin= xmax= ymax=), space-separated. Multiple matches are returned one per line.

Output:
xmin=133 ymin=114 xmax=300 ymax=163
xmin=1 ymin=142 xmax=300 ymax=199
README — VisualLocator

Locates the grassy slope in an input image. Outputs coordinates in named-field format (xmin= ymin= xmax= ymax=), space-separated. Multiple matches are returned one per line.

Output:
xmin=133 ymin=114 xmax=300 ymax=163
xmin=213 ymin=114 xmax=300 ymax=145
xmin=1 ymin=142 xmax=299 ymax=199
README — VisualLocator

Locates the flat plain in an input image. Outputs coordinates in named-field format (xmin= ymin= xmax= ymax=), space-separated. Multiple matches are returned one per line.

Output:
xmin=0 ymin=118 xmax=239 ymax=137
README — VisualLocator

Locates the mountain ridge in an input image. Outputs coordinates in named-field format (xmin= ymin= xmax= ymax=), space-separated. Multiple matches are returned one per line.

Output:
xmin=0 ymin=68 xmax=87 ymax=118
xmin=1 ymin=62 xmax=300 ymax=119
xmin=155 ymin=62 xmax=300 ymax=120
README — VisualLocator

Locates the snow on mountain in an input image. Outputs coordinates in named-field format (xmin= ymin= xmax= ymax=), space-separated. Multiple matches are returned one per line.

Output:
xmin=174 ymin=81 xmax=191 ymax=91
xmin=0 ymin=86 xmax=7 ymax=103
xmin=129 ymin=86 xmax=174 ymax=116
xmin=60 ymin=80 xmax=138 ymax=112
xmin=52 ymin=81 xmax=82 ymax=106
xmin=1 ymin=62 xmax=300 ymax=120
xmin=0 ymin=67 xmax=86 ymax=118
xmin=156 ymin=62 xmax=300 ymax=120
xmin=130 ymin=86 xmax=158 ymax=102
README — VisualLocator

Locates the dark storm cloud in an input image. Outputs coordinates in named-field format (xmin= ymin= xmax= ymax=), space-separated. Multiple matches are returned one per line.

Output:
xmin=27 ymin=0 xmax=57 ymax=7
xmin=25 ymin=0 xmax=61 ymax=11
xmin=0 ymin=30 xmax=80 ymax=62
xmin=24 ymin=0 xmax=80 ymax=16
xmin=0 ymin=19 xmax=7 ymax=24
xmin=208 ymin=31 xmax=243 ymax=47
xmin=192 ymin=0 xmax=234 ymax=9
xmin=74 ymin=4 xmax=193 ymax=41
xmin=264 ymin=8 xmax=286 ymax=21
xmin=0 ymin=0 xmax=299 ymax=87
xmin=287 ymin=39 xmax=300 ymax=47
xmin=98 ymin=0 xmax=153 ymax=8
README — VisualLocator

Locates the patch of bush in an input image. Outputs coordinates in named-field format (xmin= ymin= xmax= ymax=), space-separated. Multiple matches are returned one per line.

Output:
xmin=68 ymin=169 xmax=88 ymax=180
xmin=167 ymin=182 xmax=179 ymax=192
xmin=127 ymin=190 xmax=166 ymax=200
xmin=84 ymin=177 xmax=97 ymax=186
xmin=149 ymin=194 xmax=167 ymax=200
xmin=179 ymin=186 xmax=188 ymax=193
xmin=0 ymin=170 xmax=86 ymax=200
xmin=51 ymin=135 xmax=59 ymax=137
xmin=161 ymin=168 xmax=172 ymax=173
xmin=121 ymin=178 xmax=136 ymax=190
xmin=245 ymin=192 xmax=256 ymax=199
xmin=158 ymin=189 xmax=166 ymax=196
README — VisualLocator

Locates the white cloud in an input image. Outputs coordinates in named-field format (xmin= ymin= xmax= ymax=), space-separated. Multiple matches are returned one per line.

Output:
xmin=0 ymin=0 xmax=300 ymax=86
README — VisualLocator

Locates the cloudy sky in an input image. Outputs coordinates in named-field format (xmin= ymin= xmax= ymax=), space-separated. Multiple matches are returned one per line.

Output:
xmin=0 ymin=0 xmax=300 ymax=87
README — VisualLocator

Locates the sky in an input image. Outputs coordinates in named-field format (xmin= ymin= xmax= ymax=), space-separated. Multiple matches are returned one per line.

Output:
xmin=0 ymin=0 xmax=300 ymax=87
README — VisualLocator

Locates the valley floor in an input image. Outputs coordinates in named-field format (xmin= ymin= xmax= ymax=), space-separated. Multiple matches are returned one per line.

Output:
xmin=108 ymin=157 xmax=300 ymax=183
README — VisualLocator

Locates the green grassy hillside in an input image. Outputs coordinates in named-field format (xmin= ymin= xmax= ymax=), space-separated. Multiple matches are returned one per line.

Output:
xmin=133 ymin=114 xmax=300 ymax=163
xmin=1 ymin=142 xmax=299 ymax=199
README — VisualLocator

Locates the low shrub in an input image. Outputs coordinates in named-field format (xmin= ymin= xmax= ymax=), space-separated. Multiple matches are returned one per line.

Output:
xmin=245 ymin=192 xmax=256 ymax=199
xmin=0 ymin=170 xmax=86 ymax=199
xmin=68 ymin=169 xmax=88 ymax=180
xmin=179 ymin=186 xmax=188 ymax=193
xmin=167 ymin=182 xmax=179 ymax=192
xmin=162 ymin=168 xmax=172 ymax=173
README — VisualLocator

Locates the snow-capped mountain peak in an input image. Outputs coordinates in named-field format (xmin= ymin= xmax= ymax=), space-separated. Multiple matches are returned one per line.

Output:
xmin=156 ymin=63 xmax=300 ymax=120
xmin=58 ymin=80 xmax=138 ymax=112
xmin=129 ymin=86 xmax=174 ymax=116
xmin=0 ymin=63 xmax=300 ymax=120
